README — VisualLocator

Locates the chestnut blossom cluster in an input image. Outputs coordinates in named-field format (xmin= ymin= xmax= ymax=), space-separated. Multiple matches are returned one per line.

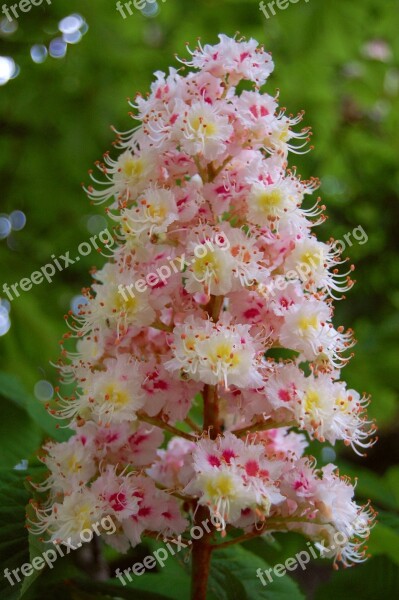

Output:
xmin=30 ymin=35 xmax=375 ymax=568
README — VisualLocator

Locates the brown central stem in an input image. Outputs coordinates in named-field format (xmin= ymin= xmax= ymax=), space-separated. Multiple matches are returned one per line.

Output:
xmin=203 ymin=383 xmax=219 ymax=439
xmin=190 ymin=294 xmax=223 ymax=600
xmin=191 ymin=383 xmax=218 ymax=600
xmin=191 ymin=506 xmax=213 ymax=600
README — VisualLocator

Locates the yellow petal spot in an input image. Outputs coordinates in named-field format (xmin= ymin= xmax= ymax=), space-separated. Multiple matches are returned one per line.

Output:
xmin=208 ymin=343 xmax=240 ymax=368
xmin=123 ymin=158 xmax=144 ymax=179
xmin=300 ymin=251 xmax=323 ymax=268
xmin=298 ymin=315 xmax=319 ymax=332
xmin=192 ymin=252 xmax=220 ymax=278
xmin=304 ymin=390 xmax=321 ymax=412
xmin=148 ymin=204 xmax=166 ymax=220
xmin=336 ymin=396 xmax=349 ymax=412
xmin=191 ymin=117 xmax=217 ymax=137
xmin=103 ymin=384 xmax=130 ymax=408
xmin=205 ymin=473 xmax=235 ymax=498
xmin=256 ymin=189 xmax=283 ymax=214
xmin=278 ymin=125 xmax=290 ymax=142
xmin=66 ymin=454 xmax=81 ymax=473
xmin=73 ymin=503 xmax=93 ymax=530
xmin=114 ymin=291 xmax=137 ymax=314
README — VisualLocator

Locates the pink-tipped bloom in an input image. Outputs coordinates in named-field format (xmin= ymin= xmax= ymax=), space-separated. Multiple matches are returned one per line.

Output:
xmin=31 ymin=35 xmax=374 ymax=568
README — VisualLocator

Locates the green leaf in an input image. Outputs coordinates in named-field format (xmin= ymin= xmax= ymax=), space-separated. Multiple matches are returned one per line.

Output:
xmin=18 ymin=503 xmax=49 ymax=598
xmin=0 ymin=470 xmax=30 ymax=600
xmin=338 ymin=460 xmax=398 ymax=511
xmin=384 ymin=466 xmax=399 ymax=509
xmin=377 ymin=510 xmax=399 ymax=533
xmin=209 ymin=545 xmax=305 ymax=600
xmin=367 ymin=523 xmax=399 ymax=566
xmin=111 ymin=538 xmax=191 ymax=599
xmin=314 ymin=556 xmax=399 ymax=600
xmin=242 ymin=532 xmax=304 ymax=568
xmin=0 ymin=371 xmax=70 ymax=442
xmin=208 ymin=562 xmax=247 ymax=600
xmin=69 ymin=580 xmax=172 ymax=600
xmin=0 ymin=397 xmax=42 ymax=469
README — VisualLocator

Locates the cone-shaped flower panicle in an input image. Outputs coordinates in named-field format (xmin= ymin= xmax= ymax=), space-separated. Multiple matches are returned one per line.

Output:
xmin=30 ymin=35 xmax=375 ymax=572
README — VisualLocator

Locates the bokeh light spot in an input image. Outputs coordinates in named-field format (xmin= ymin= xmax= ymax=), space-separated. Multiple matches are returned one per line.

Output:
xmin=9 ymin=210 xmax=26 ymax=231
xmin=49 ymin=38 xmax=67 ymax=59
xmin=30 ymin=45 xmax=48 ymax=64
xmin=0 ymin=56 xmax=16 ymax=85
xmin=34 ymin=380 xmax=54 ymax=401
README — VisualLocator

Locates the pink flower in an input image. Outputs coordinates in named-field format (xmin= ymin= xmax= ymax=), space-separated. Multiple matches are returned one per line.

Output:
xmin=32 ymin=35 xmax=374 ymax=568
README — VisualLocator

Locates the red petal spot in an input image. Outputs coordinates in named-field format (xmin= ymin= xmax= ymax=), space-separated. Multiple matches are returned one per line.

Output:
xmin=215 ymin=185 xmax=228 ymax=195
xmin=280 ymin=297 xmax=291 ymax=309
xmin=109 ymin=492 xmax=126 ymax=512
xmin=245 ymin=460 xmax=259 ymax=477
xmin=153 ymin=379 xmax=168 ymax=391
xmin=278 ymin=389 xmax=291 ymax=402
xmin=244 ymin=308 xmax=260 ymax=320
xmin=138 ymin=506 xmax=151 ymax=517
xmin=208 ymin=455 xmax=221 ymax=467
xmin=129 ymin=434 xmax=148 ymax=447
xmin=222 ymin=449 xmax=236 ymax=463
xmin=249 ymin=105 xmax=259 ymax=119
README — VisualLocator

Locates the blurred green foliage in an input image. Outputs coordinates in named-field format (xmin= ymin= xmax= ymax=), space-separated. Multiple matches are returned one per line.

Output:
xmin=0 ymin=0 xmax=398 ymax=598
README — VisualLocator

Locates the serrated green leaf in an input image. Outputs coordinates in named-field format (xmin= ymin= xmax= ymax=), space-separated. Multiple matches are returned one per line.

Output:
xmin=314 ymin=556 xmax=399 ymax=600
xmin=0 ymin=471 xmax=30 ymax=600
xmin=367 ymin=523 xmax=399 ymax=566
xmin=0 ymin=371 xmax=70 ymax=442
xmin=0 ymin=398 xmax=42 ymax=469
xmin=209 ymin=545 xmax=305 ymax=600
xmin=111 ymin=537 xmax=191 ymax=600
xmin=70 ymin=579 xmax=172 ymax=600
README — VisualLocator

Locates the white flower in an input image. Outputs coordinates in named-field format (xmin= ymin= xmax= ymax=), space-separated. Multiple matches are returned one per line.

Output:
xmin=189 ymin=465 xmax=254 ymax=522
xmin=58 ymin=355 xmax=146 ymax=425
xmin=86 ymin=149 xmax=157 ymax=205
xmin=73 ymin=262 xmax=156 ymax=338
xmin=247 ymin=176 xmax=311 ymax=234
xmin=179 ymin=100 xmax=233 ymax=160
xmin=184 ymin=34 xmax=274 ymax=86
xmin=279 ymin=298 xmax=331 ymax=361
xmin=115 ymin=185 xmax=179 ymax=243
xmin=32 ymin=489 xmax=104 ymax=546
xmin=166 ymin=318 xmax=264 ymax=389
